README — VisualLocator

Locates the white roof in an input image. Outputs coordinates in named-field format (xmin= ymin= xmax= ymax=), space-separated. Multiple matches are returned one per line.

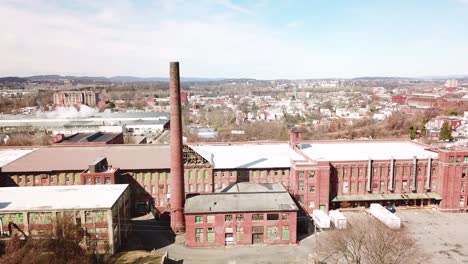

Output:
xmin=0 ymin=148 xmax=36 ymax=168
xmin=299 ymin=141 xmax=438 ymax=161
xmin=190 ymin=143 xmax=303 ymax=169
xmin=0 ymin=185 xmax=128 ymax=212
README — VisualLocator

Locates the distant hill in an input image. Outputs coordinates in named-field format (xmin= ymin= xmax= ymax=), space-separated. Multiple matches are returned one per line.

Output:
xmin=0 ymin=75 xmax=224 ymax=83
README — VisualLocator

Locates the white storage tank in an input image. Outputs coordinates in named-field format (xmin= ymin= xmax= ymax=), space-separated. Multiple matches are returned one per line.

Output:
xmin=329 ymin=210 xmax=347 ymax=229
xmin=312 ymin=209 xmax=331 ymax=229
xmin=369 ymin=203 xmax=401 ymax=229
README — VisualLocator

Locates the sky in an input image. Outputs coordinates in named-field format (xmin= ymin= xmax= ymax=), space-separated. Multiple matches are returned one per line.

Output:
xmin=1 ymin=0 xmax=468 ymax=79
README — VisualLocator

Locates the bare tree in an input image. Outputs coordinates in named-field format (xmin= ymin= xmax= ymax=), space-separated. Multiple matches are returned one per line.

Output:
xmin=316 ymin=217 xmax=428 ymax=264
xmin=0 ymin=213 xmax=94 ymax=264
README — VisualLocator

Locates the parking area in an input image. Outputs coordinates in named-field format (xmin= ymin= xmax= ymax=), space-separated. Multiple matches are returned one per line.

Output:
xmin=398 ymin=210 xmax=468 ymax=264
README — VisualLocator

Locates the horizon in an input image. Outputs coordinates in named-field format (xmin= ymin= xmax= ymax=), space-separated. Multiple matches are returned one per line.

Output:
xmin=1 ymin=0 xmax=468 ymax=79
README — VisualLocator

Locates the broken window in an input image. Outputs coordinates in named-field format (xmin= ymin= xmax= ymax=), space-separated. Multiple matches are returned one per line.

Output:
xmin=236 ymin=214 xmax=244 ymax=222
xmin=195 ymin=228 xmax=204 ymax=243
xmin=267 ymin=214 xmax=279 ymax=221
xmin=252 ymin=214 xmax=264 ymax=221
xmin=225 ymin=215 xmax=233 ymax=222
xmin=267 ymin=226 xmax=279 ymax=240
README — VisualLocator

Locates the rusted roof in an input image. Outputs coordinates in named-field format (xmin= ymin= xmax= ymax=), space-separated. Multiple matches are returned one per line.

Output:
xmin=1 ymin=145 xmax=170 ymax=172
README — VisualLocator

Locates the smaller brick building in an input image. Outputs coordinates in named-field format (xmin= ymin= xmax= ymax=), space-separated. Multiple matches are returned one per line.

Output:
xmin=185 ymin=183 xmax=298 ymax=247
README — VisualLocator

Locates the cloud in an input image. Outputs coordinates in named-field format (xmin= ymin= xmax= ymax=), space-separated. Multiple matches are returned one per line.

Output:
xmin=285 ymin=20 xmax=304 ymax=28
xmin=215 ymin=0 xmax=253 ymax=15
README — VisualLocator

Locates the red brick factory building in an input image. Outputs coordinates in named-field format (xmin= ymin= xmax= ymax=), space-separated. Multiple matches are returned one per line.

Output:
xmin=1 ymin=62 xmax=468 ymax=249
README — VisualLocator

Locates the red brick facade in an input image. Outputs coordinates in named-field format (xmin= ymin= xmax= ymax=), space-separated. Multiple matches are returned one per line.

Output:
xmin=185 ymin=211 xmax=297 ymax=247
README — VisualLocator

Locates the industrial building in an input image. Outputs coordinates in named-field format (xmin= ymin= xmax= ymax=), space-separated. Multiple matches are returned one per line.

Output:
xmin=0 ymin=112 xmax=170 ymax=136
xmin=52 ymin=132 xmax=124 ymax=145
xmin=185 ymin=183 xmax=298 ymax=247
xmin=1 ymin=62 xmax=468 ymax=250
xmin=0 ymin=184 xmax=130 ymax=254
xmin=53 ymin=91 xmax=98 ymax=107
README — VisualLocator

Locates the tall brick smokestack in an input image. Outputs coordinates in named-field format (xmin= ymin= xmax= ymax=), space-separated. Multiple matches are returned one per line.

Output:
xmin=169 ymin=62 xmax=185 ymax=233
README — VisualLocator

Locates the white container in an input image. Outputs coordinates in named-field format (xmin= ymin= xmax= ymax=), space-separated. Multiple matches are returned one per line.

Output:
xmin=329 ymin=210 xmax=347 ymax=229
xmin=312 ymin=209 xmax=331 ymax=229
xmin=369 ymin=203 xmax=400 ymax=229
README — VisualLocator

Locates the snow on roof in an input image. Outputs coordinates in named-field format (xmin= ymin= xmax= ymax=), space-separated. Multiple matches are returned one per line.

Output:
xmin=299 ymin=141 xmax=438 ymax=161
xmin=0 ymin=184 xmax=128 ymax=212
xmin=190 ymin=143 xmax=303 ymax=169
xmin=0 ymin=148 xmax=36 ymax=168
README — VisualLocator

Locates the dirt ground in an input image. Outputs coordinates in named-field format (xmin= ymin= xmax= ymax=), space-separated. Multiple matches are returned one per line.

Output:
xmin=105 ymin=250 xmax=163 ymax=264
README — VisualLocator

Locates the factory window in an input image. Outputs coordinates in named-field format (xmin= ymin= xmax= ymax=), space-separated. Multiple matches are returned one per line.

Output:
xmin=236 ymin=227 xmax=244 ymax=241
xmin=151 ymin=173 xmax=156 ymax=181
xmin=403 ymin=167 xmax=408 ymax=176
xmin=282 ymin=213 xmax=289 ymax=220
xmin=225 ymin=215 xmax=233 ymax=222
xmin=267 ymin=214 xmax=279 ymax=221
xmin=299 ymin=181 xmax=304 ymax=191
xmin=381 ymin=168 xmax=386 ymax=177
xmin=253 ymin=171 xmax=258 ymax=178
xmin=309 ymin=171 xmax=315 ymax=178
xmin=309 ymin=186 xmax=316 ymax=193
xmin=207 ymin=228 xmax=215 ymax=242
xmin=299 ymin=171 xmax=304 ymax=178
xmin=274 ymin=170 xmax=279 ymax=176
xmin=195 ymin=228 xmax=204 ymax=243
xmin=189 ymin=170 xmax=194 ymax=179
xmin=461 ymin=182 xmax=466 ymax=193
xmin=267 ymin=226 xmax=279 ymax=240
xmin=207 ymin=215 xmax=215 ymax=223
xmin=195 ymin=216 xmax=204 ymax=223
xmin=95 ymin=177 xmax=101 ymax=184
xmin=105 ymin=177 xmax=111 ymax=184
xmin=457 ymin=156 xmax=462 ymax=163
xmin=309 ymin=200 xmax=315 ymax=208
xmin=418 ymin=167 xmax=422 ymax=175
xmin=343 ymin=182 xmax=349 ymax=194
xmin=230 ymin=171 xmax=234 ymax=177
xmin=464 ymin=156 xmax=468 ymax=163
xmin=460 ymin=196 xmax=465 ymax=207
xmin=223 ymin=171 xmax=227 ymax=178
xmin=463 ymin=168 xmax=467 ymax=178
xmin=205 ymin=184 xmax=211 ymax=192
xmin=159 ymin=173 xmax=164 ymax=181
xmin=197 ymin=171 xmax=202 ymax=179
xmin=350 ymin=168 xmax=354 ymax=178
xmin=197 ymin=184 xmax=202 ymax=192
xmin=350 ymin=182 xmax=355 ymax=192
xmin=205 ymin=171 xmax=210 ymax=179
xmin=358 ymin=182 xmax=362 ymax=192
xmin=344 ymin=169 xmax=348 ymax=177
xmin=261 ymin=171 xmax=266 ymax=177
xmin=144 ymin=173 xmax=150 ymax=181
xmin=358 ymin=168 xmax=363 ymax=177
xmin=152 ymin=185 xmax=156 ymax=194
xmin=449 ymin=156 xmax=454 ymax=162
xmin=252 ymin=213 xmax=264 ymax=221
xmin=282 ymin=226 xmax=290 ymax=240
xmin=282 ymin=170 xmax=286 ymax=176
xmin=402 ymin=180 xmax=408 ymax=191
xmin=298 ymin=195 xmax=304 ymax=203
xmin=373 ymin=168 xmax=377 ymax=176
xmin=167 ymin=172 xmax=171 ymax=180
xmin=189 ymin=184 xmax=195 ymax=192
xmin=137 ymin=172 xmax=142 ymax=181
xmin=26 ymin=176 xmax=31 ymax=184
xmin=65 ymin=174 xmax=70 ymax=183
xmin=85 ymin=177 xmax=91 ymax=185
xmin=236 ymin=214 xmax=244 ymax=222
xmin=432 ymin=167 xmax=436 ymax=176
xmin=75 ymin=173 xmax=80 ymax=183
xmin=34 ymin=175 xmax=40 ymax=184
xmin=49 ymin=175 xmax=54 ymax=183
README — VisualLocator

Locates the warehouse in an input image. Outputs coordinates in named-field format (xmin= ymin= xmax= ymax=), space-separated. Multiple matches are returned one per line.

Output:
xmin=185 ymin=183 xmax=298 ymax=247
xmin=0 ymin=184 xmax=130 ymax=254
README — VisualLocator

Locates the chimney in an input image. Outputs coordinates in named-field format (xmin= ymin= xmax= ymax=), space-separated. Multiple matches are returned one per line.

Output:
xmin=289 ymin=127 xmax=302 ymax=148
xmin=169 ymin=62 xmax=186 ymax=233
